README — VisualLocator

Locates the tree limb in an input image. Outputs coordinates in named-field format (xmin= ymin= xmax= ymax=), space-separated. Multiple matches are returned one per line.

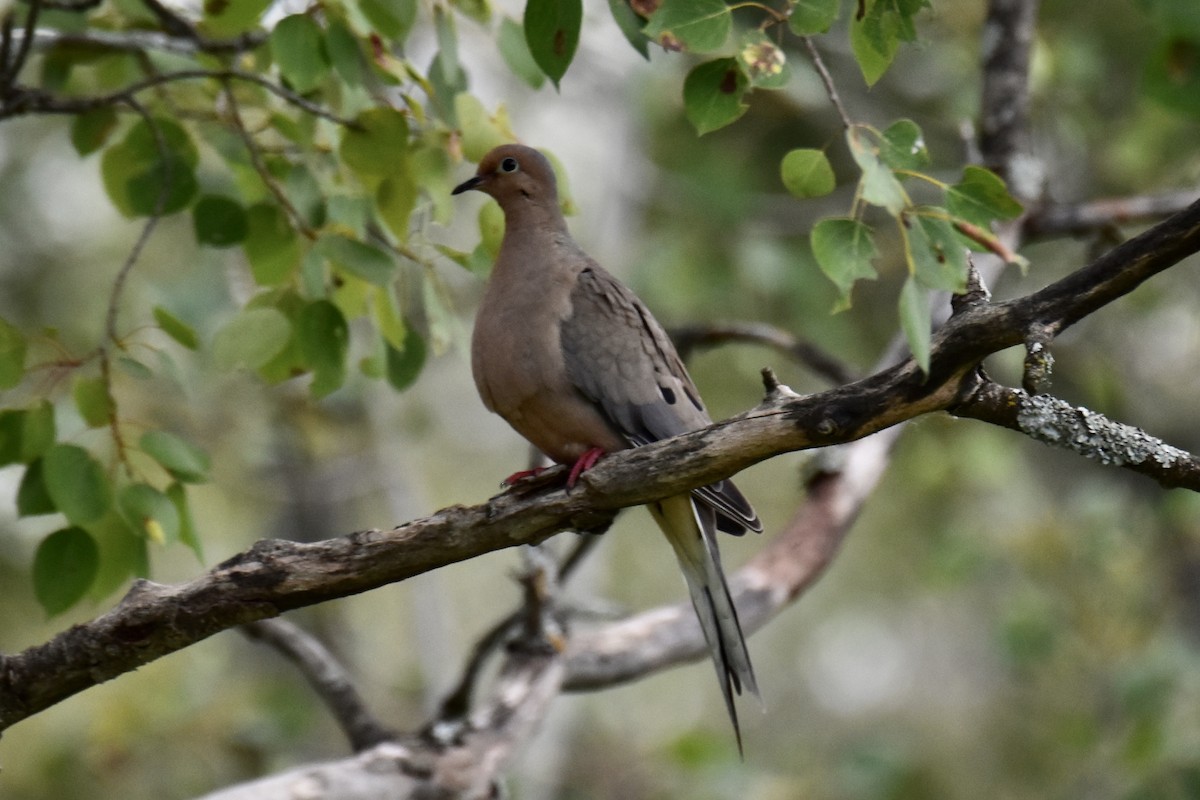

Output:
xmin=3 ymin=195 xmax=1200 ymax=733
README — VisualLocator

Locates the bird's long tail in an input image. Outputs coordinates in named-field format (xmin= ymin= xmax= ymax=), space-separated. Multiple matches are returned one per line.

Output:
xmin=649 ymin=493 xmax=759 ymax=755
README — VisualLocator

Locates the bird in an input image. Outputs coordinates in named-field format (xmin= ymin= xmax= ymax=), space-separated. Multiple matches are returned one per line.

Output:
xmin=453 ymin=144 xmax=762 ymax=752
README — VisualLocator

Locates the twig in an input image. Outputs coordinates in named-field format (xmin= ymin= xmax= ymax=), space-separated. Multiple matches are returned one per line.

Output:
xmin=101 ymin=97 xmax=168 ymax=474
xmin=241 ymin=619 xmax=396 ymax=751
xmin=0 ymin=68 xmax=359 ymax=127
xmin=802 ymin=36 xmax=851 ymax=130
xmin=1027 ymin=190 xmax=1200 ymax=237
xmin=670 ymin=320 xmax=856 ymax=385
xmin=221 ymin=79 xmax=316 ymax=239
xmin=24 ymin=26 xmax=265 ymax=55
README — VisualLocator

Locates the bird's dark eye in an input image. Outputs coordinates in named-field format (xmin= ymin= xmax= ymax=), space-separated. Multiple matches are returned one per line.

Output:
xmin=499 ymin=157 xmax=519 ymax=173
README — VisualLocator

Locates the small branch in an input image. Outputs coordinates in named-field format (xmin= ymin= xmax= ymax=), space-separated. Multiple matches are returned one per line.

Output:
xmin=1026 ymin=190 xmax=1200 ymax=238
xmin=23 ymin=26 xmax=265 ymax=55
xmin=0 ymin=68 xmax=358 ymax=127
xmin=242 ymin=619 xmax=396 ymax=752
xmin=802 ymin=36 xmax=852 ymax=130
xmin=951 ymin=378 xmax=1200 ymax=489
xmin=670 ymin=320 xmax=856 ymax=385
xmin=979 ymin=0 xmax=1041 ymax=188
xmin=222 ymin=79 xmax=316 ymax=239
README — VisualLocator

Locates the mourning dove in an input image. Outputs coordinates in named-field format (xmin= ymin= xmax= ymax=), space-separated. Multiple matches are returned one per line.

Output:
xmin=453 ymin=144 xmax=761 ymax=751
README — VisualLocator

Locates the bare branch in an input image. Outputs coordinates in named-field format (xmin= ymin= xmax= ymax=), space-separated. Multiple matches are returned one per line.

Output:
xmin=669 ymin=320 xmax=857 ymax=386
xmin=802 ymin=36 xmax=852 ymax=130
xmin=0 ymin=68 xmax=359 ymax=127
xmin=242 ymin=619 xmax=396 ymax=752
xmin=1027 ymin=190 xmax=1200 ymax=238
xmin=23 ymin=26 xmax=265 ymax=55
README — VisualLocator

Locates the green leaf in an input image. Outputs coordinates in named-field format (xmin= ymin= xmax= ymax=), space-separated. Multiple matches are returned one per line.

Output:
xmin=243 ymin=203 xmax=301 ymax=285
xmin=318 ymin=234 xmax=396 ymax=286
xmin=340 ymin=107 xmax=411 ymax=178
xmin=326 ymin=18 xmax=365 ymax=87
xmin=0 ymin=410 xmax=21 ymax=466
xmin=847 ymin=127 xmax=908 ymax=214
xmin=850 ymin=0 xmax=909 ymax=86
xmin=524 ymin=0 xmax=582 ymax=87
xmin=898 ymin=275 xmax=932 ymax=373
xmin=372 ymin=287 xmax=408 ymax=351
xmin=903 ymin=213 xmax=968 ymax=292
xmin=945 ymin=166 xmax=1023 ymax=227
xmin=21 ymin=401 xmax=56 ymax=462
xmin=166 ymin=482 xmax=204 ymax=562
xmin=385 ymin=327 xmax=427 ymax=391
xmin=644 ymin=0 xmax=731 ymax=53
xmin=297 ymin=300 xmax=349 ymax=398
xmin=500 ymin=15 xmax=546 ymax=88
xmin=153 ymin=306 xmax=199 ymax=350
xmin=192 ymin=195 xmax=249 ymax=248
xmin=140 ymin=429 xmax=211 ymax=483
xmin=683 ymin=58 xmax=750 ymax=136
xmin=88 ymin=511 xmax=149 ymax=599
xmin=879 ymin=119 xmax=929 ymax=170
xmin=116 ymin=356 xmax=153 ymax=380
xmin=607 ymin=0 xmax=649 ymax=58
xmin=455 ymin=94 xmax=517 ymax=162
xmin=70 ymin=107 xmax=119 ymax=156
xmin=213 ymin=307 xmax=292 ymax=371
xmin=478 ymin=199 xmax=506 ymax=259
xmin=73 ymin=376 xmax=112 ymax=428
xmin=118 ymin=483 xmax=181 ymax=545
xmin=100 ymin=117 xmax=199 ymax=217
xmin=0 ymin=314 xmax=26 ymax=389
xmin=17 ymin=460 xmax=56 ymax=516
xmin=377 ymin=172 xmax=418 ymax=241
xmin=433 ymin=6 xmax=464 ymax=88
xmin=1144 ymin=37 xmax=1200 ymax=118
xmin=360 ymin=0 xmax=417 ymax=40
xmin=790 ymin=0 xmax=839 ymax=35
xmin=781 ymin=149 xmax=836 ymax=198
xmin=270 ymin=14 xmax=330 ymax=93
xmin=44 ymin=443 xmax=111 ymax=525
xmin=811 ymin=217 xmax=878 ymax=311
xmin=200 ymin=0 xmax=271 ymax=36
xmin=33 ymin=527 xmax=100 ymax=616
xmin=451 ymin=0 xmax=492 ymax=24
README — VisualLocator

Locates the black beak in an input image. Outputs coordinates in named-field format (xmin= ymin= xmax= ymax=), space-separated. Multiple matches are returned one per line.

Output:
xmin=452 ymin=175 xmax=485 ymax=195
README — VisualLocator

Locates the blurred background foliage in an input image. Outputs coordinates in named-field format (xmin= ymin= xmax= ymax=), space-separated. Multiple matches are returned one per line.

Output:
xmin=2 ymin=0 xmax=1200 ymax=798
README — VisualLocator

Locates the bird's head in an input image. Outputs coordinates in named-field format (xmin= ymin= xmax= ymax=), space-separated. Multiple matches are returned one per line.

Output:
xmin=452 ymin=144 xmax=559 ymax=207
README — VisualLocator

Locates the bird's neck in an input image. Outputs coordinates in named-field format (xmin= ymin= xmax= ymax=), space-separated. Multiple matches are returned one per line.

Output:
xmin=498 ymin=199 xmax=569 ymax=237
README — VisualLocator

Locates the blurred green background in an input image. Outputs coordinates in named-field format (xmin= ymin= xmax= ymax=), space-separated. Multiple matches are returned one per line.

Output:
xmin=3 ymin=0 xmax=1200 ymax=798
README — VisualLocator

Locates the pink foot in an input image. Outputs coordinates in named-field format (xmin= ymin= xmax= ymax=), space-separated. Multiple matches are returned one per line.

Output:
xmin=567 ymin=447 xmax=606 ymax=489
xmin=502 ymin=466 xmax=547 ymax=487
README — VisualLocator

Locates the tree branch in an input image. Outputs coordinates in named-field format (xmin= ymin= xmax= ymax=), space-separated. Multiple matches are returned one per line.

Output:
xmin=1026 ymin=190 xmax=1200 ymax=237
xmin=241 ymin=619 xmax=397 ymax=752
xmin=669 ymin=320 xmax=857 ymax=386
xmin=3 ymin=194 xmax=1199 ymax=733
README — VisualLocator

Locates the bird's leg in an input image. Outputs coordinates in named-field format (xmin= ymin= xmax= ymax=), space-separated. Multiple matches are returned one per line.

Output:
xmin=501 ymin=466 xmax=547 ymax=487
xmin=566 ymin=446 xmax=606 ymax=489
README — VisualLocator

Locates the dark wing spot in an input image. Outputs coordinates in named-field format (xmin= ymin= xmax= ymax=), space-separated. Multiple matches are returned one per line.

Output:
xmin=661 ymin=386 xmax=676 ymax=404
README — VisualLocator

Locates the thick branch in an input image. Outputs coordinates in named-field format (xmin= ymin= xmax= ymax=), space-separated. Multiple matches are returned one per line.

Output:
xmin=3 ymin=197 xmax=1200 ymax=732
xmin=950 ymin=378 xmax=1200 ymax=488
xmin=979 ymin=0 xmax=1040 ymax=189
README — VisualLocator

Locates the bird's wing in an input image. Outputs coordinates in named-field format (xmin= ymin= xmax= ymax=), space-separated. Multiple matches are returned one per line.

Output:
xmin=561 ymin=264 xmax=761 ymax=534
